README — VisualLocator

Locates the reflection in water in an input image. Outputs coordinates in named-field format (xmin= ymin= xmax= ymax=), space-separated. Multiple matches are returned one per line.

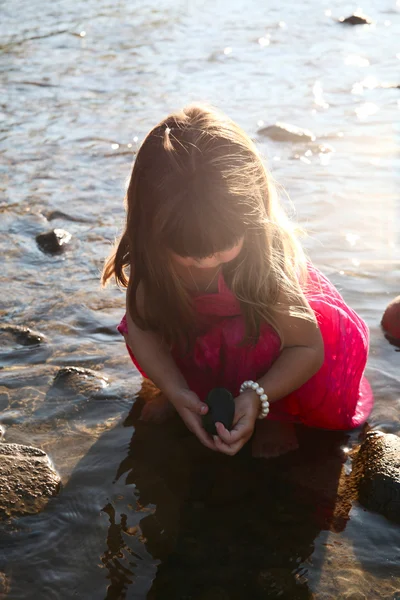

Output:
xmin=101 ymin=504 xmax=136 ymax=599
xmin=100 ymin=393 xmax=353 ymax=599
xmin=1 ymin=384 xmax=399 ymax=599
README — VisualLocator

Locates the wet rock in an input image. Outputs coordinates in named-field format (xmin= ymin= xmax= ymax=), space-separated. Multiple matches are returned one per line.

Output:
xmin=381 ymin=296 xmax=400 ymax=346
xmin=50 ymin=366 xmax=108 ymax=397
xmin=0 ymin=325 xmax=51 ymax=367
xmin=0 ymin=410 xmax=24 ymax=425
xmin=258 ymin=122 xmax=316 ymax=143
xmin=352 ymin=431 xmax=400 ymax=523
xmin=45 ymin=210 xmax=87 ymax=222
xmin=0 ymin=443 xmax=60 ymax=519
xmin=36 ymin=228 xmax=72 ymax=254
xmin=0 ymin=324 xmax=47 ymax=346
xmin=339 ymin=14 xmax=372 ymax=26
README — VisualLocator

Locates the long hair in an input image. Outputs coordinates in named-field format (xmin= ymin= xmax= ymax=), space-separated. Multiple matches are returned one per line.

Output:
xmin=102 ymin=104 xmax=314 ymax=347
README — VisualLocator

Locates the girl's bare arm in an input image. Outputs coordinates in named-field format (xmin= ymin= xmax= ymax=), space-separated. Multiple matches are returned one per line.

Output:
xmin=124 ymin=307 xmax=190 ymax=402
xmin=214 ymin=296 xmax=324 ymax=455
xmin=257 ymin=299 xmax=324 ymax=403
xmin=124 ymin=293 xmax=216 ymax=450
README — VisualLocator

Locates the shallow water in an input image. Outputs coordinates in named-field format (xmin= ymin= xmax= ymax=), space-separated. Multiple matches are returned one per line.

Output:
xmin=1 ymin=0 xmax=400 ymax=598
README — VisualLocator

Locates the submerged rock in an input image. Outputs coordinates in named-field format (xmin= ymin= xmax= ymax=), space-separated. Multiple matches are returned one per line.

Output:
xmin=339 ymin=14 xmax=372 ymax=26
xmin=0 ymin=324 xmax=47 ymax=346
xmin=352 ymin=431 xmax=400 ymax=523
xmin=45 ymin=210 xmax=87 ymax=222
xmin=36 ymin=228 xmax=72 ymax=254
xmin=381 ymin=296 xmax=400 ymax=346
xmin=258 ymin=122 xmax=316 ymax=143
xmin=0 ymin=444 xmax=60 ymax=519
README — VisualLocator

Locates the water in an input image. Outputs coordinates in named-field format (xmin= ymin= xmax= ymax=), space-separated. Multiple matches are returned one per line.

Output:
xmin=1 ymin=0 xmax=400 ymax=597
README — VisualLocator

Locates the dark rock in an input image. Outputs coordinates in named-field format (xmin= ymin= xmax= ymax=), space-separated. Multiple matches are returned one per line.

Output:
xmin=339 ymin=14 xmax=372 ymax=26
xmin=202 ymin=388 xmax=235 ymax=435
xmin=352 ymin=431 xmax=400 ymax=523
xmin=36 ymin=228 xmax=72 ymax=254
xmin=381 ymin=295 xmax=400 ymax=347
xmin=45 ymin=210 xmax=87 ymax=222
xmin=0 ymin=443 xmax=60 ymax=519
xmin=50 ymin=366 xmax=108 ymax=397
xmin=258 ymin=122 xmax=315 ymax=143
xmin=0 ymin=324 xmax=47 ymax=346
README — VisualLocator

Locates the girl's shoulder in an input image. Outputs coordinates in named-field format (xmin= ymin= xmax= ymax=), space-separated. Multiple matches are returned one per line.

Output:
xmin=126 ymin=281 xmax=146 ymax=319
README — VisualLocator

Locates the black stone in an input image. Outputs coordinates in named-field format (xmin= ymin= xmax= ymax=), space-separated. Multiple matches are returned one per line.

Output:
xmin=36 ymin=228 xmax=71 ymax=254
xmin=202 ymin=388 xmax=235 ymax=436
xmin=46 ymin=210 xmax=87 ymax=222
xmin=339 ymin=14 xmax=372 ymax=26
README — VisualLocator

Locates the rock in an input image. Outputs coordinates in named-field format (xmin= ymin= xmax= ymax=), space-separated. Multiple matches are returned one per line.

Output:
xmin=352 ymin=431 xmax=400 ymax=523
xmin=36 ymin=228 xmax=72 ymax=254
xmin=0 ymin=324 xmax=47 ymax=346
xmin=339 ymin=14 xmax=372 ymax=26
xmin=381 ymin=296 xmax=400 ymax=345
xmin=258 ymin=122 xmax=316 ymax=143
xmin=45 ymin=210 xmax=87 ymax=222
xmin=0 ymin=444 xmax=60 ymax=519
xmin=0 ymin=410 xmax=23 ymax=425
xmin=202 ymin=388 xmax=235 ymax=435
xmin=50 ymin=366 xmax=108 ymax=397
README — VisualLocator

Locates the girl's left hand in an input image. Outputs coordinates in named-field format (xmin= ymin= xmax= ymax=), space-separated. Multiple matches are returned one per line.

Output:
xmin=213 ymin=390 xmax=259 ymax=456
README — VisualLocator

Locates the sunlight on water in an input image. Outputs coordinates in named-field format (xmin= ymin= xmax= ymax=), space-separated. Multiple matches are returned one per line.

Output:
xmin=344 ymin=55 xmax=370 ymax=67
xmin=355 ymin=102 xmax=380 ymax=118
xmin=1 ymin=0 xmax=400 ymax=598
xmin=313 ymin=81 xmax=330 ymax=109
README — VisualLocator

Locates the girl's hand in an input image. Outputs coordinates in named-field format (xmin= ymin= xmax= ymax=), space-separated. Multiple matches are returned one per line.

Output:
xmin=213 ymin=390 xmax=259 ymax=456
xmin=170 ymin=389 xmax=217 ymax=451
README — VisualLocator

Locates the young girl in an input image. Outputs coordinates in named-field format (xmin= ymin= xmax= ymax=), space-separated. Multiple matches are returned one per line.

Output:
xmin=102 ymin=104 xmax=373 ymax=458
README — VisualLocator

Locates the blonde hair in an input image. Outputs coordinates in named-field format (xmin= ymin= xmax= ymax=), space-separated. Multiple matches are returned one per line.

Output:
xmin=102 ymin=104 xmax=314 ymax=347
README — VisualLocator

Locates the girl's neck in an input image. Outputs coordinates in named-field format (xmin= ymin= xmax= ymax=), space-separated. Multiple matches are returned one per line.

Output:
xmin=174 ymin=263 xmax=222 ymax=294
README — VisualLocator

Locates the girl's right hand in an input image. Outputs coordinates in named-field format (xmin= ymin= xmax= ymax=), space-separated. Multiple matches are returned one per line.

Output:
xmin=170 ymin=389 xmax=217 ymax=451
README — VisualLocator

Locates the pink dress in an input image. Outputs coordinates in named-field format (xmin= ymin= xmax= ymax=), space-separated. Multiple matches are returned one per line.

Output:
xmin=118 ymin=265 xmax=373 ymax=430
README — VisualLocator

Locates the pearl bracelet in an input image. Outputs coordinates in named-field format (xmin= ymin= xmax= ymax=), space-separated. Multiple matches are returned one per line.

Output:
xmin=239 ymin=380 xmax=270 ymax=419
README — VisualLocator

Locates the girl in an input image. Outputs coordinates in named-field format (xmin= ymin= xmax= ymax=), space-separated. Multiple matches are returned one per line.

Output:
xmin=102 ymin=104 xmax=373 ymax=458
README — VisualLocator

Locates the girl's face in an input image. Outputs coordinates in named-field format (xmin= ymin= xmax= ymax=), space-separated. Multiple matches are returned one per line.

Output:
xmin=171 ymin=237 xmax=244 ymax=269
